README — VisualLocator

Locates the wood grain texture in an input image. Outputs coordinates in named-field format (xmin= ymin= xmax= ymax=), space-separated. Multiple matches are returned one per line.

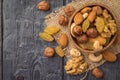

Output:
xmin=3 ymin=0 xmax=64 ymax=80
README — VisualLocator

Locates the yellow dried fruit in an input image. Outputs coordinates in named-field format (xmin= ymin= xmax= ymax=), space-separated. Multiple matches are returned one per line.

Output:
xmin=58 ymin=33 xmax=68 ymax=47
xmin=39 ymin=32 xmax=54 ymax=42
xmin=55 ymin=46 xmax=64 ymax=57
xmin=82 ymin=19 xmax=90 ymax=32
xmin=74 ymin=13 xmax=84 ymax=24
xmin=102 ymin=50 xmax=117 ymax=62
xmin=44 ymin=26 xmax=60 ymax=35
xmin=95 ymin=17 xmax=105 ymax=33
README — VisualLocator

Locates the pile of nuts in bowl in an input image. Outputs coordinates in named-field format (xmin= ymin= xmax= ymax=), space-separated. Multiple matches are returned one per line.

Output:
xmin=70 ymin=5 xmax=117 ymax=51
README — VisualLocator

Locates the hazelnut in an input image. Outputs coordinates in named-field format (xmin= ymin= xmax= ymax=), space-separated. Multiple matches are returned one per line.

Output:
xmin=72 ymin=26 xmax=82 ymax=36
xmin=58 ymin=15 xmax=68 ymax=26
xmin=86 ymin=27 xmax=98 ymax=38
xmin=76 ymin=34 xmax=88 ymax=43
xmin=37 ymin=1 xmax=50 ymax=11
xmin=44 ymin=47 xmax=54 ymax=57
xmin=92 ymin=68 xmax=103 ymax=78
xmin=93 ymin=6 xmax=103 ymax=15
xmin=63 ymin=6 xmax=75 ymax=16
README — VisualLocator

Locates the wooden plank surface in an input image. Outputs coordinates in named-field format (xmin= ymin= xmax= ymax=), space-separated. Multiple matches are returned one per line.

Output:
xmin=3 ymin=0 xmax=64 ymax=80
xmin=2 ymin=0 xmax=120 ymax=80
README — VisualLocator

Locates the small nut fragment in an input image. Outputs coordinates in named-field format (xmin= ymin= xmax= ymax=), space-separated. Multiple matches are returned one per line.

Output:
xmin=82 ymin=13 xmax=89 ymax=19
xmin=58 ymin=15 xmax=68 ymax=26
xmin=76 ymin=34 xmax=88 ymax=43
xmin=88 ymin=53 xmax=103 ymax=62
xmin=92 ymin=68 xmax=103 ymax=78
xmin=64 ymin=6 xmax=75 ymax=16
xmin=72 ymin=25 xmax=82 ymax=36
xmin=44 ymin=47 xmax=54 ymax=57
xmin=74 ymin=13 xmax=84 ymax=24
xmin=93 ymin=41 xmax=103 ymax=50
xmin=58 ymin=33 xmax=68 ymax=47
xmin=102 ymin=50 xmax=117 ymax=62
xmin=88 ymin=10 xmax=96 ymax=23
xmin=93 ymin=6 xmax=103 ymax=15
xmin=37 ymin=1 xmax=50 ymax=11
xmin=70 ymin=23 xmax=76 ymax=37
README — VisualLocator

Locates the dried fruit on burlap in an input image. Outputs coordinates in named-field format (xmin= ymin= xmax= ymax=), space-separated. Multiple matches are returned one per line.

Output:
xmin=102 ymin=50 xmax=117 ymax=62
xmin=82 ymin=19 xmax=90 ymax=32
xmin=95 ymin=17 xmax=105 ymax=33
xmin=55 ymin=46 xmax=65 ymax=57
xmin=39 ymin=32 xmax=54 ymax=42
xmin=44 ymin=26 xmax=60 ymax=35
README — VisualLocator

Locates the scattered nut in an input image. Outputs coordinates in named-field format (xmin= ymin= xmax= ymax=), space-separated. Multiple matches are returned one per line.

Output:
xmin=44 ymin=47 xmax=54 ymax=57
xmin=37 ymin=1 xmax=50 ymax=11
xmin=88 ymin=53 xmax=103 ymax=62
xmin=74 ymin=13 xmax=84 ymax=24
xmin=58 ymin=33 xmax=68 ymax=47
xmin=64 ymin=6 xmax=75 ymax=16
xmin=58 ymin=15 xmax=68 ymax=26
xmin=76 ymin=34 xmax=88 ymax=43
xmin=92 ymin=68 xmax=103 ymax=78
xmin=102 ymin=50 xmax=117 ymax=62
xmin=86 ymin=27 xmax=98 ymax=38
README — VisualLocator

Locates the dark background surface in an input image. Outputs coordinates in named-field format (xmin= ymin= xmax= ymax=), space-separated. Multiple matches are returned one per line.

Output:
xmin=1 ymin=0 xmax=120 ymax=80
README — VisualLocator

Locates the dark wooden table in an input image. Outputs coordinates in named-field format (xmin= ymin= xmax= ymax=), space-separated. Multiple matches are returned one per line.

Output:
xmin=1 ymin=0 xmax=120 ymax=80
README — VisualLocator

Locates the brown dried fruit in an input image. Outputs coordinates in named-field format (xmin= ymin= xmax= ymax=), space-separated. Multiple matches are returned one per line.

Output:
xmin=88 ymin=10 xmax=96 ymax=23
xmin=76 ymin=34 xmax=88 ymax=43
xmin=74 ymin=13 xmax=84 ymax=24
xmin=86 ymin=27 xmax=98 ymax=38
xmin=81 ymin=7 xmax=92 ymax=13
xmin=102 ymin=50 xmax=117 ymax=62
xmin=44 ymin=47 xmax=54 ymax=57
xmin=58 ymin=33 xmax=68 ymax=47
xmin=58 ymin=15 xmax=68 ymax=26
xmin=37 ymin=1 xmax=50 ymax=11
xmin=93 ymin=6 xmax=103 ymax=15
xmin=92 ymin=68 xmax=103 ymax=78
xmin=72 ymin=26 xmax=82 ymax=36
xmin=64 ymin=6 xmax=75 ymax=16
xmin=55 ymin=46 xmax=64 ymax=57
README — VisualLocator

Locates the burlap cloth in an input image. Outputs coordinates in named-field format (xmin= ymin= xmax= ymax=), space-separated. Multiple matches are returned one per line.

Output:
xmin=45 ymin=0 xmax=120 ymax=73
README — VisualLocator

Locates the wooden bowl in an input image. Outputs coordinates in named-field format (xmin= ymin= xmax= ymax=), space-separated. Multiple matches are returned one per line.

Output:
xmin=68 ymin=3 xmax=118 ymax=54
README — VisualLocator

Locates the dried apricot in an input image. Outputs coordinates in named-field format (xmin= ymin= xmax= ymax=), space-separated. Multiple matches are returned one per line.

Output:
xmin=44 ymin=26 xmax=60 ymax=35
xmin=55 ymin=46 xmax=64 ymax=57
xmin=39 ymin=32 xmax=54 ymax=42
xmin=102 ymin=50 xmax=117 ymax=62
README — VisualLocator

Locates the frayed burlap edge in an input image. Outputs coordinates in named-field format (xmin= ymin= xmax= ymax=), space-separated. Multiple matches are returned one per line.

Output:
xmin=45 ymin=0 xmax=120 ymax=73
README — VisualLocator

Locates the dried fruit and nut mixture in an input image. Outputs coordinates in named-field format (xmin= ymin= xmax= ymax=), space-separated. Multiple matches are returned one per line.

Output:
xmin=71 ymin=5 xmax=117 ymax=51
xmin=37 ymin=1 xmax=119 ymax=78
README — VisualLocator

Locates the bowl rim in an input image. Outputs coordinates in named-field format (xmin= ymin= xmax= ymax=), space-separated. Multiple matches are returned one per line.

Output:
xmin=68 ymin=3 xmax=118 ymax=54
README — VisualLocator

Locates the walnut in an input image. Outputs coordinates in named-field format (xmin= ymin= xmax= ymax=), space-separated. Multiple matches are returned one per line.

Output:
xmin=63 ymin=6 xmax=75 ymax=16
xmin=44 ymin=47 xmax=54 ymax=57
xmin=58 ymin=15 xmax=68 ymax=26
xmin=37 ymin=1 xmax=50 ymax=11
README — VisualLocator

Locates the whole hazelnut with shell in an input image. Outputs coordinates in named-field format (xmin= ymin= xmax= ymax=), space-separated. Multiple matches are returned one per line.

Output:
xmin=44 ymin=47 xmax=54 ymax=57
xmin=92 ymin=68 xmax=103 ymax=78
xmin=72 ymin=26 xmax=82 ymax=36
xmin=76 ymin=34 xmax=88 ymax=43
xmin=58 ymin=15 xmax=68 ymax=26
xmin=37 ymin=1 xmax=50 ymax=11
xmin=86 ymin=27 xmax=98 ymax=38
xmin=64 ymin=6 xmax=75 ymax=16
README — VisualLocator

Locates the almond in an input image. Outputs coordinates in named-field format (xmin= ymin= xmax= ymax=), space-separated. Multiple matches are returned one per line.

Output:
xmin=87 ymin=10 xmax=96 ymax=23
xmin=102 ymin=50 xmax=117 ymax=62
xmin=74 ymin=13 xmax=84 ymax=25
xmin=58 ymin=33 xmax=68 ymax=47
xmin=81 ymin=7 xmax=92 ymax=13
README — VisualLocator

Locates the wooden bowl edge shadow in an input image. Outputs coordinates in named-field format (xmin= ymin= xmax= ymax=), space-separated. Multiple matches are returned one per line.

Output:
xmin=68 ymin=3 xmax=118 ymax=54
